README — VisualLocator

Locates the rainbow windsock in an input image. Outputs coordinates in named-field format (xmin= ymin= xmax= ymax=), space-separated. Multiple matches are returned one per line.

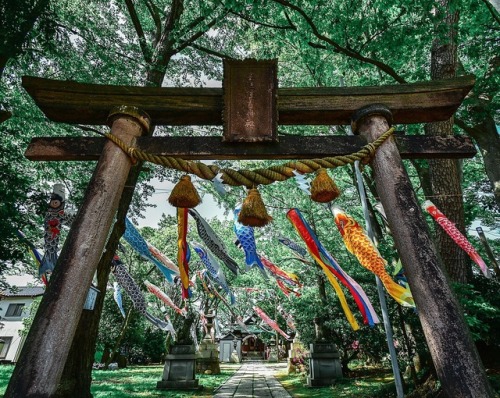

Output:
xmin=288 ymin=208 xmax=380 ymax=330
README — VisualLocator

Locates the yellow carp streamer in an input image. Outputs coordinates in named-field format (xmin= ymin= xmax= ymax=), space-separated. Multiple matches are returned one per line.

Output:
xmin=333 ymin=209 xmax=415 ymax=308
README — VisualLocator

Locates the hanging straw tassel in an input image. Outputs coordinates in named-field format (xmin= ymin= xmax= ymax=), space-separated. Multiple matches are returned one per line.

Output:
xmin=168 ymin=175 xmax=201 ymax=208
xmin=310 ymin=168 xmax=341 ymax=203
xmin=238 ymin=188 xmax=273 ymax=227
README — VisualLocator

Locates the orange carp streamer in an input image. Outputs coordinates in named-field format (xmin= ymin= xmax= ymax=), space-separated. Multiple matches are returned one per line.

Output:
xmin=333 ymin=209 xmax=415 ymax=308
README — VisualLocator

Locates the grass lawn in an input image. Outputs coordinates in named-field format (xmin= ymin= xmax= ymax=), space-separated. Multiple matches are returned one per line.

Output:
xmin=275 ymin=366 xmax=398 ymax=398
xmin=0 ymin=363 xmax=240 ymax=397
xmin=1 ymin=363 xmax=498 ymax=397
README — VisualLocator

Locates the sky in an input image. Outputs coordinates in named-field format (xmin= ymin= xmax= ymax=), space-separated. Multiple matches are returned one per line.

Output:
xmin=137 ymin=177 xmax=229 ymax=228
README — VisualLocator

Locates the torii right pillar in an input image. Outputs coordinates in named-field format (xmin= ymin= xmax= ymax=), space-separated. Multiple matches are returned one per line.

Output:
xmin=351 ymin=104 xmax=494 ymax=398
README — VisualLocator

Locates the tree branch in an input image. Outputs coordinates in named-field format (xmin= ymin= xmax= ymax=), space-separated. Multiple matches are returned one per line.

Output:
xmin=229 ymin=10 xmax=296 ymax=30
xmin=172 ymin=18 xmax=218 ymax=54
xmin=271 ymin=0 xmax=407 ymax=83
xmin=147 ymin=0 xmax=185 ymax=85
xmin=454 ymin=117 xmax=483 ymax=137
xmin=480 ymin=0 xmax=500 ymax=25
xmin=53 ymin=22 xmax=141 ymax=64
xmin=189 ymin=43 xmax=235 ymax=60
xmin=164 ymin=0 xmax=184 ymax=37
xmin=124 ymin=0 xmax=152 ymax=64
xmin=144 ymin=0 xmax=162 ymax=47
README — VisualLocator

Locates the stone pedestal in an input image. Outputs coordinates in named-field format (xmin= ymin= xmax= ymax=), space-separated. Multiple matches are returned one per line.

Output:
xmin=306 ymin=342 xmax=342 ymax=387
xmin=267 ymin=347 xmax=278 ymax=362
xmin=196 ymin=343 xmax=220 ymax=374
xmin=196 ymin=318 xmax=220 ymax=374
xmin=230 ymin=348 xmax=241 ymax=363
xmin=157 ymin=345 xmax=200 ymax=390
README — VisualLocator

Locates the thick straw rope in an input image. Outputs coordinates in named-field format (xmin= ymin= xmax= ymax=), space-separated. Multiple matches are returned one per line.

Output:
xmin=104 ymin=127 xmax=395 ymax=188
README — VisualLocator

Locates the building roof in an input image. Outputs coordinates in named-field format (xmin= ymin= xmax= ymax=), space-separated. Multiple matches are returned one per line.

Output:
xmin=0 ymin=286 xmax=45 ymax=298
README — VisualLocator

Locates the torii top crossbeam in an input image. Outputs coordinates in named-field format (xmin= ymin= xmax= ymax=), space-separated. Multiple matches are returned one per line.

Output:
xmin=23 ymin=59 xmax=475 ymax=161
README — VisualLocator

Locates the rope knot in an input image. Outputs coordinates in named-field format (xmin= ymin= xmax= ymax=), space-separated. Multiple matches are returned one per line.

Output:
xmin=362 ymin=143 xmax=377 ymax=165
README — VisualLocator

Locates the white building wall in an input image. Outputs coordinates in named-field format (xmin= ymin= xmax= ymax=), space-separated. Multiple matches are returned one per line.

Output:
xmin=0 ymin=297 xmax=36 ymax=362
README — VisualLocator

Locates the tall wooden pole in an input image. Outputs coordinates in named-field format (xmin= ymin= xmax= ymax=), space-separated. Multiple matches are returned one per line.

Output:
xmin=4 ymin=107 xmax=150 ymax=398
xmin=351 ymin=104 xmax=494 ymax=398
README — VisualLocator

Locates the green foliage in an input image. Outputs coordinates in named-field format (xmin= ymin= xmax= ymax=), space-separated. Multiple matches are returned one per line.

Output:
xmin=20 ymin=296 xmax=41 ymax=337
xmin=453 ymin=276 xmax=500 ymax=344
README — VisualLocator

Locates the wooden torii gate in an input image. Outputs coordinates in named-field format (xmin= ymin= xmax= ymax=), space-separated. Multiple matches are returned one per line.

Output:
xmin=6 ymin=60 xmax=494 ymax=397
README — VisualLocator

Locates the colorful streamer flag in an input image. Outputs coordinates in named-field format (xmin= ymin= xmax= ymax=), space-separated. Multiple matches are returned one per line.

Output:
xmin=190 ymin=322 xmax=199 ymax=351
xmin=16 ymin=230 xmax=48 ymax=286
xmin=259 ymin=255 xmax=302 ymax=297
xmin=177 ymin=208 xmax=192 ymax=299
xmin=211 ymin=172 xmax=228 ymax=197
xmin=123 ymin=217 xmax=176 ymax=283
xmin=147 ymin=243 xmax=180 ymax=276
xmin=189 ymin=208 xmax=239 ymax=275
xmin=277 ymin=305 xmax=297 ymax=332
xmin=197 ymin=270 xmax=214 ymax=297
xmin=253 ymin=305 xmax=290 ymax=340
xmin=277 ymin=236 xmax=308 ymax=260
xmin=164 ymin=314 xmax=177 ymax=341
xmin=236 ymin=315 xmax=250 ymax=333
xmin=111 ymin=256 xmax=171 ymax=331
xmin=113 ymin=282 xmax=126 ymax=318
xmin=288 ymin=208 xmax=380 ymax=330
xmin=393 ymin=259 xmax=408 ymax=288
xmin=233 ymin=205 xmax=268 ymax=279
xmin=275 ymin=279 xmax=300 ymax=298
xmin=333 ymin=208 xmax=415 ymax=308
xmin=144 ymin=280 xmax=187 ymax=317
xmin=293 ymin=170 xmax=311 ymax=195
xmin=424 ymin=200 xmax=490 ymax=278
xmin=192 ymin=242 xmax=235 ymax=305
xmin=40 ymin=184 xmax=68 ymax=276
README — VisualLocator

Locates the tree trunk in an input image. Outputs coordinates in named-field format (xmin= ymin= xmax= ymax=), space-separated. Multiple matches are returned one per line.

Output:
xmin=425 ymin=0 xmax=471 ymax=283
xmin=105 ymin=309 xmax=133 ymax=369
xmin=457 ymin=116 xmax=500 ymax=208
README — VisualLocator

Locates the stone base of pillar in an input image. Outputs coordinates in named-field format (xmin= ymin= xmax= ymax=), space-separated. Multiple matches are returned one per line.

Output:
xmin=306 ymin=343 xmax=342 ymax=387
xmin=156 ymin=345 xmax=201 ymax=390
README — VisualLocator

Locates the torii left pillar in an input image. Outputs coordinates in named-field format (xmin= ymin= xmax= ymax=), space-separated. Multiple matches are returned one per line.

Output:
xmin=4 ymin=106 xmax=150 ymax=398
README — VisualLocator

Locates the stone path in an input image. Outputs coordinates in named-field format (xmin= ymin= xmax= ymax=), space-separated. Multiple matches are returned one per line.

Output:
xmin=213 ymin=360 xmax=292 ymax=398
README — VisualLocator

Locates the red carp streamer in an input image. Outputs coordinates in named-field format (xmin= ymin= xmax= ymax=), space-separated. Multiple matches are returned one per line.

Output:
xmin=424 ymin=200 xmax=490 ymax=278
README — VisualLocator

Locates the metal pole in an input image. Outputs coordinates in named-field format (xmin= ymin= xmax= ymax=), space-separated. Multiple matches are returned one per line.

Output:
xmin=351 ymin=104 xmax=494 ymax=398
xmin=5 ymin=107 xmax=150 ymax=397
xmin=476 ymin=227 xmax=500 ymax=278
xmin=345 ymin=127 xmax=404 ymax=398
